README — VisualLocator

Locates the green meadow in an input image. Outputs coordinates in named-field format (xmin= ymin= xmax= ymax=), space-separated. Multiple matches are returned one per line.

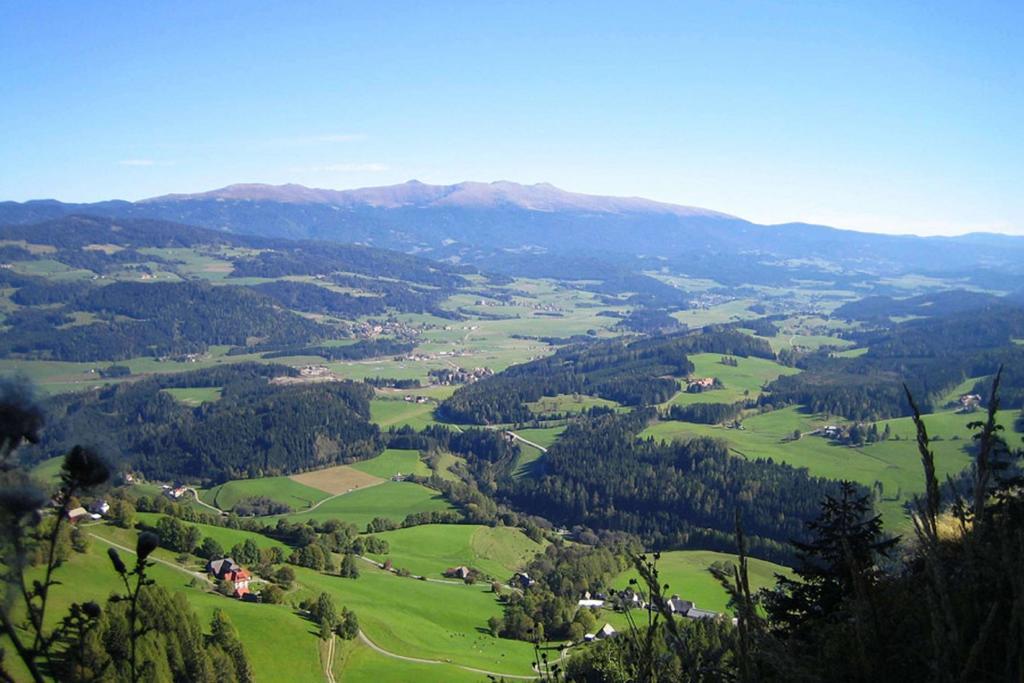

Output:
xmin=294 ymin=565 xmax=537 ymax=677
xmin=161 ymin=386 xmax=223 ymax=405
xmin=365 ymin=523 xmax=544 ymax=580
xmin=662 ymin=353 xmax=799 ymax=407
xmin=513 ymin=426 xmax=565 ymax=449
xmin=370 ymin=397 xmax=440 ymax=430
xmin=201 ymin=475 xmax=330 ymax=512
xmin=349 ymin=448 xmax=431 ymax=479
xmin=526 ymin=393 xmax=621 ymax=416
xmin=282 ymin=481 xmax=453 ymax=528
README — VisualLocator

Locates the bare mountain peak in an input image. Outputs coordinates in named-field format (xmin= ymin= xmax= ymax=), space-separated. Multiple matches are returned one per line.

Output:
xmin=140 ymin=180 xmax=734 ymax=218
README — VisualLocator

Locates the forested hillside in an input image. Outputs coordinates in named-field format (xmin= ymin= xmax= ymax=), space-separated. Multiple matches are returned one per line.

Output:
xmin=767 ymin=306 xmax=1024 ymax=419
xmin=439 ymin=329 xmax=774 ymax=423
xmin=27 ymin=364 xmax=382 ymax=482
xmin=508 ymin=410 xmax=847 ymax=564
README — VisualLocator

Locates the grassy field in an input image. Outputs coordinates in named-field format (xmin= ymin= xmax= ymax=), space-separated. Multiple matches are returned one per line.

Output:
xmin=350 ymin=449 xmax=431 ymax=479
xmin=640 ymin=406 xmax=1010 ymax=531
xmin=294 ymin=564 xmax=537 ymax=676
xmin=162 ymin=386 xmax=223 ymax=405
xmin=337 ymin=640 xmax=486 ymax=683
xmin=526 ymin=393 xmax=621 ymax=416
xmin=365 ymin=523 xmax=544 ymax=580
xmin=513 ymin=426 xmax=565 ymax=449
xmin=513 ymin=442 xmax=546 ymax=478
xmin=662 ymin=353 xmax=799 ymax=407
xmin=611 ymin=549 xmax=790 ymax=614
xmin=201 ymin=475 xmax=330 ymax=512
xmin=430 ymin=451 xmax=463 ymax=482
xmin=370 ymin=397 xmax=440 ymax=430
xmin=282 ymin=481 xmax=453 ymax=528
xmin=25 ymin=527 xmax=327 ymax=683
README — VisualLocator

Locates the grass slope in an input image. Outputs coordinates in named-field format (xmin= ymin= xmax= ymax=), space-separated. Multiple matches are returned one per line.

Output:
xmin=201 ymin=476 xmax=329 ymax=512
xmin=350 ymin=449 xmax=431 ymax=479
xmin=662 ymin=353 xmax=799 ymax=407
xmin=370 ymin=398 xmax=440 ymax=431
xmin=366 ymin=524 xmax=544 ymax=580
xmin=282 ymin=481 xmax=452 ymax=529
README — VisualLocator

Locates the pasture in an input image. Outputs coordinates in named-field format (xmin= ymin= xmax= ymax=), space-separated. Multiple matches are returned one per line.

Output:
xmin=370 ymin=397 xmax=440 ymax=430
xmin=281 ymin=481 xmax=453 ymax=528
xmin=349 ymin=448 xmax=431 ymax=479
xmin=202 ymin=475 xmax=331 ymax=512
xmin=365 ymin=523 xmax=544 ymax=580
xmin=161 ymin=386 xmax=223 ymax=405
xmin=662 ymin=353 xmax=798 ymax=407
xmin=294 ymin=564 xmax=538 ymax=676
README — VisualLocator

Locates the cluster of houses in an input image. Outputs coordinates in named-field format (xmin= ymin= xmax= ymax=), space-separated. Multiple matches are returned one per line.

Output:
xmin=957 ymin=393 xmax=982 ymax=412
xmin=162 ymin=484 xmax=188 ymax=500
xmin=575 ymin=588 xmax=722 ymax=640
xmin=402 ymin=395 xmax=431 ymax=404
xmin=207 ymin=557 xmax=252 ymax=599
xmin=428 ymin=366 xmax=494 ymax=386
xmin=686 ymin=376 xmax=716 ymax=391
xmin=66 ymin=498 xmax=110 ymax=523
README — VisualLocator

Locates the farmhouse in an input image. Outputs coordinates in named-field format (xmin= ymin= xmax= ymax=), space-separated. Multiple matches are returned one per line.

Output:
xmin=595 ymin=623 xmax=617 ymax=639
xmin=66 ymin=507 xmax=90 ymax=523
xmin=207 ymin=557 xmax=252 ymax=598
xmin=665 ymin=594 xmax=721 ymax=621
xmin=88 ymin=499 xmax=110 ymax=516
xmin=958 ymin=393 xmax=982 ymax=411
xmin=444 ymin=566 xmax=472 ymax=580
xmin=512 ymin=572 xmax=536 ymax=589
xmin=616 ymin=588 xmax=647 ymax=610
xmin=162 ymin=484 xmax=188 ymax=500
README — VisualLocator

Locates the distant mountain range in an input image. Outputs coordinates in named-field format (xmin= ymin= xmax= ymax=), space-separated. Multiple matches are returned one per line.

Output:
xmin=3 ymin=180 xmax=1023 ymax=288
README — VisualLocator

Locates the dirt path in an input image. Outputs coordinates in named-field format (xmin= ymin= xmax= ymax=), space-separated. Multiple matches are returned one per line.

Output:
xmin=357 ymin=630 xmax=537 ymax=680
xmin=506 ymin=431 xmax=548 ymax=453
xmin=185 ymin=487 xmax=227 ymax=516
xmin=323 ymin=635 xmax=337 ymax=683
xmin=88 ymin=531 xmax=213 ymax=585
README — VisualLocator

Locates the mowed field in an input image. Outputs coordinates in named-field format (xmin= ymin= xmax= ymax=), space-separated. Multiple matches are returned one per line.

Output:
xmin=161 ymin=386 xmax=223 ymax=405
xmin=289 ymin=466 xmax=383 ymax=496
xmin=294 ymin=565 xmax=537 ymax=677
xmin=661 ymin=353 xmax=799 ymax=407
xmin=370 ymin=397 xmax=440 ymax=431
xmin=349 ymin=448 xmax=431 ymax=479
xmin=526 ymin=393 xmax=621 ymax=416
xmin=203 ymin=475 xmax=331 ymax=511
xmin=281 ymin=482 xmax=453 ymax=529
xmin=365 ymin=524 xmax=545 ymax=580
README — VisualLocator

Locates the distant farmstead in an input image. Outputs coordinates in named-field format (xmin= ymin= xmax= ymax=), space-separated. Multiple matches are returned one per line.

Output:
xmin=207 ymin=557 xmax=252 ymax=598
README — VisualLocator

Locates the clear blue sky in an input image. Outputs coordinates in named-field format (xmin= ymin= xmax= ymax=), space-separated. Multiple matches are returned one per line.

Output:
xmin=2 ymin=1 xmax=1021 ymax=235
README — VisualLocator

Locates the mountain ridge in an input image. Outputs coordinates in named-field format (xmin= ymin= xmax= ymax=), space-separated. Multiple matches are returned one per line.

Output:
xmin=142 ymin=179 xmax=738 ymax=219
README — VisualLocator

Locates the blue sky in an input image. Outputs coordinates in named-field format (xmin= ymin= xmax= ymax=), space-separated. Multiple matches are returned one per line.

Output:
xmin=2 ymin=1 xmax=1021 ymax=235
